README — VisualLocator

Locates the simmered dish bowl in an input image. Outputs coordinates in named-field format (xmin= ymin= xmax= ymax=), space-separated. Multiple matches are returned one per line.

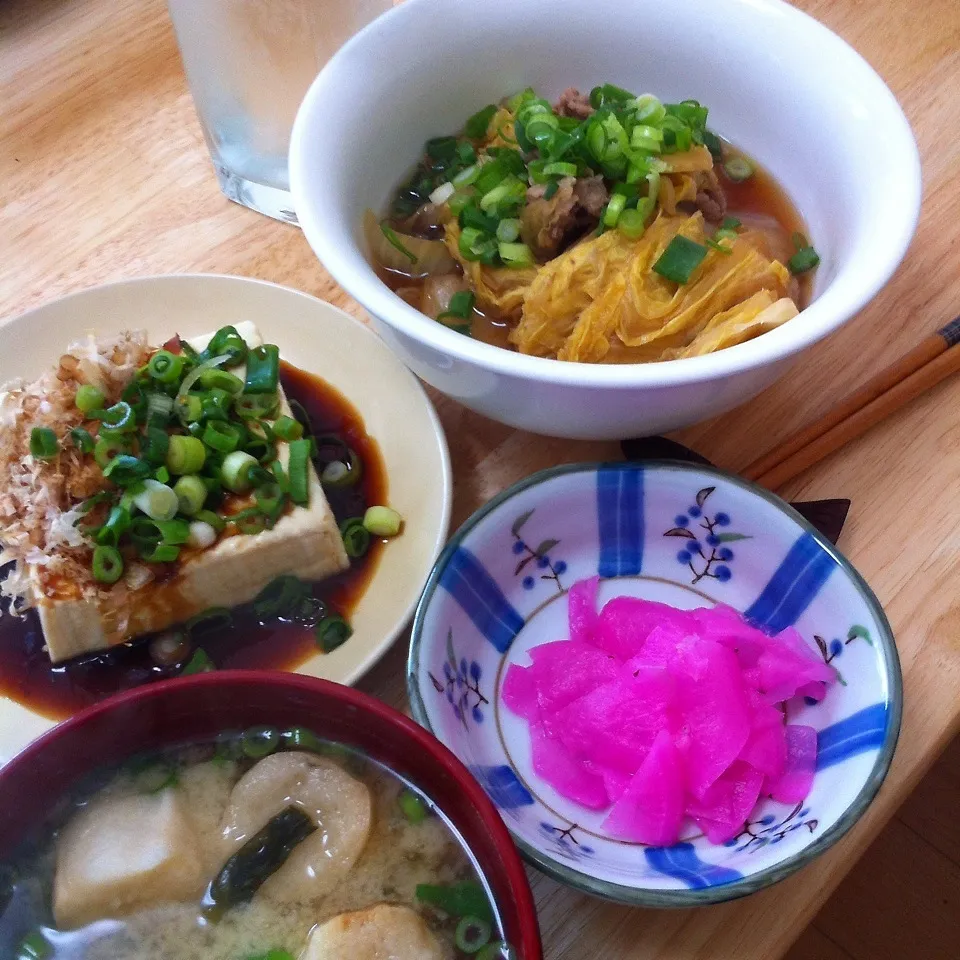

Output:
xmin=0 ymin=672 xmax=542 ymax=959
xmin=0 ymin=276 xmax=451 ymax=761
xmin=290 ymin=0 xmax=921 ymax=439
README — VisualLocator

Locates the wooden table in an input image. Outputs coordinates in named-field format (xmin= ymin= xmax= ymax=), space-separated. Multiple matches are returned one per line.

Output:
xmin=2 ymin=0 xmax=958 ymax=956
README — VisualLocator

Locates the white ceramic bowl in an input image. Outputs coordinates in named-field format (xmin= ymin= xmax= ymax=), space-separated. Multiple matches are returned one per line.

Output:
xmin=0 ymin=275 xmax=451 ymax=761
xmin=407 ymin=462 xmax=901 ymax=904
xmin=290 ymin=0 xmax=921 ymax=440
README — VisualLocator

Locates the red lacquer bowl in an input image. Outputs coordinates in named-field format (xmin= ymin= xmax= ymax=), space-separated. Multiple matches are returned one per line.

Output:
xmin=0 ymin=670 xmax=542 ymax=959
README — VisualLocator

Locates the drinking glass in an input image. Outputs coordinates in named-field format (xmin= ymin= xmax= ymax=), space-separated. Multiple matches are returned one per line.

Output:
xmin=167 ymin=0 xmax=393 ymax=223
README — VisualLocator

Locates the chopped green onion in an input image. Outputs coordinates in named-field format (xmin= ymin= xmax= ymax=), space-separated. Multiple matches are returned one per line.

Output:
xmin=142 ymin=426 xmax=170 ymax=465
xmin=448 ymin=189 xmax=476 ymax=215
xmin=244 ymin=344 xmax=280 ymax=394
xmin=363 ymin=505 xmax=403 ymax=537
xmin=92 ymin=545 xmax=124 ymax=584
xmin=437 ymin=290 xmax=476 ymax=322
xmin=618 ymin=207 xmax=648 ymax=239
xmin=70 ymin=426 xmax=95 ymax=454
xmin=477 ymin=943 xmax=518 ymax=960
xmin=398 ymin=789 xmax=430 ymax=824
xmin=465 ymin=103 xmax=497 ymax=138
xmin=147 ymin=350 xmax=184 ymax=384
xmin=15 ymin=930 xmax=52 ymax=960
xmin=182 ymin=648 xmax=215 ymax=675
xmin=340 ymin=518 xmax=371 ymax=559
xmin=254 ymin=575 xmax=311 ymax=618
xmin=198 ymin=368 xmax=245 ymax=394
xmin=495 ymin=218 xmax=521 ymax=244
xmin=722 ymin=216 xmax=742 ymax=230
xmin=221 ymin=450 xmax=258 ymax=493
xmin=379 ymin=222 xmax=417 ymax=264
xmin=97 ymin=401 xmax=137 ymax=435
xmin=94 ymin=435 xmax=135 ymax=468
xmin=631 ymin=123 xmax=664 ymax=152
xmin=281 ymin=726 xmax=326 ymax=753
xmin=456 ymin=916 xmax=493 ymax=953
xmin=202 ymin=326 xmax=247 ymax=366
xmin=166 ymin=435 xmax=206 ymax=475
xmin=458 ymin=227 xmax=497 ymax=265
xmin=319 ymin=449 xmax=362 ymax=488
xmin=287 ymin=439 xmax=311 ymax=505
xmin=242 ymin=725 xmax=281 ymax=758
xmin=174 ymin=475 xmax=207 ymax=516
xmin=75 ymin=384 xmax=105 ymax=415
xmin=202 ymin=420 xmax=242 ymax=453
xmin=234 ymin=392 xmax=280 ymax=421
xmin=103 ymin=454 xmax=152 ymax=487
xmin=452 ymin=164 xmax=481 ymax=188
xmin=244 ymin=437 xmax=275 ymax=464
xmin=188 ymin=520 xmax=217 ymax=548
xmin=543 ymin=180 xmax=559 ymax=200
xmin=132 ymin=478 xmax=178 ymax=521
xmin=542 ymin=161 xmax=577 ymax=177
xmin=195 ymin=509 xmax=226 ymax=534
xmin=460 ymin=204 xmax=499 ymax=234
xmin=479 ymin=175 xmax=526 ymax=214
xmin=788 ymin=245 xmax=820 ymax=274
xmin=315 ymin=614 xmax=352 ymax=652
xmin=415 ymin=882 xmax=494 ymax=923
xmin=603 ymin=192 xmax=627 ymax=228
xmin=29 ymin=427 xmax=58 ymax=460
xmin=272 ymin=416 xmax=303 ymax=441
xmin=95 ymin=506 xmax=131 ymax=547
xmin=154 ymin=465 xmax=170 ymax=483
xmin=498 ymin=242 xmax=534 ymax=267
xmin=155 ymin=518 xmax=191 ymax=544
xmin=185 ymin=607 xmax=232 ymax=634
xmin=146 ymin=392 xmax=175 ymax=424
xmin=232 ymin=508 xmax=266 ymax=535
xmin=176 ymin=394 xmax=203 ymax=423
xmin=142 ymin=544 xmax=180 ymax=563
xmin=722 ymin=156 xmax=754 ymax=182
xmin=653 ymin=235 xmax=709 ymax=284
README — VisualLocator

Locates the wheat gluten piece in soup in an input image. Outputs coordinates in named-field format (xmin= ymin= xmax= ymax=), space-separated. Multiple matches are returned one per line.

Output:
xmin=0 ymin=322 xmax=402 ymax=677
xmin=367 ymin=84 xmax=820 ymax=363
xmin=0 ymin=729 xmax=518 ymax=960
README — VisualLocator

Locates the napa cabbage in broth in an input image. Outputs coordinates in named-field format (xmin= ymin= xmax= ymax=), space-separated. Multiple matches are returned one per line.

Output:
xmin=367 ymin=83 xmax=819 ymax=364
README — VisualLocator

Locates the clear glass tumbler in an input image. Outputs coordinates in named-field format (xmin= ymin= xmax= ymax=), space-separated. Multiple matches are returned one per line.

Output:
xmin=167 ymin=0 xmax=393 ymax=224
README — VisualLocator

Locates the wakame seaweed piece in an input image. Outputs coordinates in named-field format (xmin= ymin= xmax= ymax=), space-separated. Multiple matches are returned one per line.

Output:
xmin=203 ymin=806 xmax=317 ymax=919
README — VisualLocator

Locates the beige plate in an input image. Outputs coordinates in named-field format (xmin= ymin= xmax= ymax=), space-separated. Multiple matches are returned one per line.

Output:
xmin=0 ymin=275 xmax=452 ymax=762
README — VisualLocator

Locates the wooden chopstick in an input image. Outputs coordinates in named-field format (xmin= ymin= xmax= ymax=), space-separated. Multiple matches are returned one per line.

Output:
xmin=743 ymin=316 xmax=960 ymax=490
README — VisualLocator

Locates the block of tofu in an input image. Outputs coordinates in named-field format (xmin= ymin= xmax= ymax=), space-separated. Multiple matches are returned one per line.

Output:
xmin=38 ymin=322 xmax=349 ymax=662
xmin=53 ymin=788 xmax=205 ymax=929
xmin=301 ymin=904 xmax=450 ymax=960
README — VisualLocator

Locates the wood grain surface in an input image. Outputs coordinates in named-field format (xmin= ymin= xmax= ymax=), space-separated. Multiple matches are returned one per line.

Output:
xmin=1 ymin=0 xmax=959 ymax=957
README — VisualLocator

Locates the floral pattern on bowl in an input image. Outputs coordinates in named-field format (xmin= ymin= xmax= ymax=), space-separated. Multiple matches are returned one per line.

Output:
xmin=408 ymin=461 xmax=901 ymax=906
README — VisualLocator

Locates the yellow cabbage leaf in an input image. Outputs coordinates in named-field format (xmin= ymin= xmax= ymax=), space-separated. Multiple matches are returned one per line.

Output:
xmin=512 ymin=212 xmax=794 ymax=363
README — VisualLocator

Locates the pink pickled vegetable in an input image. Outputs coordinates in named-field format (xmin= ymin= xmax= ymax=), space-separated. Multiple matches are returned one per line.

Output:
xmin=766 ymin=725 xmax=818 ymax=804
xmin=530 ymin=721 xmax=609 ymax=809
xmin=603 ymin=731 xmax=685 ymax=844
xmin=568 ymin=575 xmax=600 ymax=644
xmin=500 ymin=579 xmax=835 ymax=847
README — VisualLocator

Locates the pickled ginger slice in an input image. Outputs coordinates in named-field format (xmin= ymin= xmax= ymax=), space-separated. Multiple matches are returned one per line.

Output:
xmin=686 ymin=759 xmax=765 ymax=844
xmin=568 ymin=574 xmax=600 ymax=645
xmin=593 ymin=595 xmax=698 ymax=660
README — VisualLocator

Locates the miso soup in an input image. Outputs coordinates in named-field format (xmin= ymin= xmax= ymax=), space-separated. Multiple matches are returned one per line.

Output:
xmin=0 ymin=729 xmax=516 ymax=960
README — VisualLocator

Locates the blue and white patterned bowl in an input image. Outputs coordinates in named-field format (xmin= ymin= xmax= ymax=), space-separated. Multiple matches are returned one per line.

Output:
xmin=407 ymin=462 xmax=901 ymax=906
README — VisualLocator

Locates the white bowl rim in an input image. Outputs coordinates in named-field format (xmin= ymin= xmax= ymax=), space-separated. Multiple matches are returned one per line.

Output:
xmin=290 ymin=0 xmax=922 ymax=390
xmin=406 ymin=459 xmax=903 ymax=906
xmin=0 ymin=272 xmax=454 ymax=688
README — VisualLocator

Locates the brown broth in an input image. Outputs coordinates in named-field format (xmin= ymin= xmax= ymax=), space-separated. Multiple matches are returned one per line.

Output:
xmin=380 ymin=151 xmax=812 ymax=355
xmin=0 ymin=363 xmax=387 ymax=721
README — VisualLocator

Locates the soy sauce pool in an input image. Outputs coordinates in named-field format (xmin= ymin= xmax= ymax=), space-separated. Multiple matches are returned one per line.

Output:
xmin=0 ymin=363 xmax=388 ymax=721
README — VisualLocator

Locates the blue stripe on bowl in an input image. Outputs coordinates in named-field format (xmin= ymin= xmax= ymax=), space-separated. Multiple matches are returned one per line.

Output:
xmin=438 ymin=546 xmax=525 ymax=652
xmin=816 ymin=703 xmax=889 ymax=770
xmin=597 ymin=466 xmax=644 ymax=577
xmin=644 ymin=842 xmax=743 ymax=889
xmin=469 ymin=765 xmax=535 ymax=809
xmin=744 ymin=531 xmax=835 ymax=634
